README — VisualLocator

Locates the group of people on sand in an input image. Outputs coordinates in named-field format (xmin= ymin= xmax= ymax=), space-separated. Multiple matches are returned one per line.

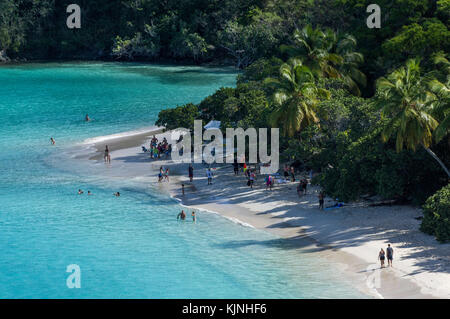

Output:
xmin=378 ymin=244 xmax=394 ymax=268
xmin=149 ymin=136 xmax=172 ymax=159
xmin=177 ymin=210 xmax=196 ymax=222
xmin=158 ymin=166 xmax=170 ymax=182
xmin=283 ymin=165 xmax=296 ymax=182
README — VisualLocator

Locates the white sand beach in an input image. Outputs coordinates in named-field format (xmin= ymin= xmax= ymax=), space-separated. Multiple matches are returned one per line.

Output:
xmin=75 ymin=128 xmax=450 ymax=299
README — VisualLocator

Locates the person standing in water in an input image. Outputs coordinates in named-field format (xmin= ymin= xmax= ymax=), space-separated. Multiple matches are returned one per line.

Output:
xmin=85 ymin=114 xmax=91 ymax=122
xmin=164 ymin=168 xmax=170 ymax=182
xmin=378 ymin=248 xmax=386 ymax=268
xmin=50 ymin=137 xmax=55 ymax=145
xmin=177 ymin=210 xmax=186 ymax=220
xmin=181 ymin=184 xmax=185 ymax=196
xmin=104 ymin=145 xmax=111 ymax=163
xmin=386 ymin=244 xmax=394 ymax=267
xmin=192 ymin=211 xmax=196 ymax=223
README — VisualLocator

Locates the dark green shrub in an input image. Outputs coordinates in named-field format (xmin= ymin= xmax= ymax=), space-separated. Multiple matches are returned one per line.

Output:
xmin=420 ymin=184 xmax=450 ymax=243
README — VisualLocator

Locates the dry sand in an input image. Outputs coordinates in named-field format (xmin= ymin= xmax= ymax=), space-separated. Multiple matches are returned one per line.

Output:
xmin=73 ymin=127 xmax=450 ymax=299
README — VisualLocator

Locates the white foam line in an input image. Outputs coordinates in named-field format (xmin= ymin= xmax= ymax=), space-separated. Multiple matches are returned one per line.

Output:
xmin=79 ymin=126 xmax=163 ymax=145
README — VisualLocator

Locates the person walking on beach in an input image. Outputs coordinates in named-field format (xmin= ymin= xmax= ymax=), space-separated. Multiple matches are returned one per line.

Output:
xmin=265 ymin=175 xmax=273 ymax=190
xmin=249 ymin=170 xmax=255 ymax=189
xmin=189 ymin=164 xmax=194 ymax=182
xmin=318 ymin=191 xmax=324 ymax=210
xmin=378 ymin=248 xmax=386 ymax=268
xmin=177 ymin=210 xmax=186 ymax=220
xmin=297 ymin=182 xmax=302 ymax=197
xmin=233 ymin=161 xmax=239 ymax=175
xmin=206 ymin=168 xmax=213 ymax=185
xmin=386 ymin=244 xmax=394 ymax=267
xmin=302 ymin=179 xmax=307 ymax=195
xmin=50 ymin=137 xmax=55 ymax=145
xmin=104 ymin=145 xmax=111 ymax=163
xmin=290 ymin=166 xmax=295 ymax=182
xmin=284 ymin=165 xmax=290 ymax=181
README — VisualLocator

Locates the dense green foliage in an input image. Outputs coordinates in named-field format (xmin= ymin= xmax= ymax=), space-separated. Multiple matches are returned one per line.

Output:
xmin=420 ymin=184 xmax=450 ymax=243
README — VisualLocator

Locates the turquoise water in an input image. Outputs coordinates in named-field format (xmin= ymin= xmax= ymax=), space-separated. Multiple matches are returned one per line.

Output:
xmin=0 ymin=62 xmax=365 ymax=298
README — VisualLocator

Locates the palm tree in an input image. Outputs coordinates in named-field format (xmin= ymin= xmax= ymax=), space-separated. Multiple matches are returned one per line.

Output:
xmin=334 ymin=34 xmax=367 ymax=96
xmin=376 ymin=59 xmax=450 ymax=178
xmin=280 ymin=25 xmax=366 ymax=95
xmin=264 ymin=58 xmax=331 ymax=137
xmin=280 ymin=25 xmax=342 ymax=78
xmin=428 ymin=53 xmax=450 ymax=143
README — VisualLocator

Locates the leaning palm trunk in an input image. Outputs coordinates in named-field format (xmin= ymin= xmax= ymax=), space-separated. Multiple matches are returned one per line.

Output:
xmin=423 ymin=145 xmax=450 ymax=178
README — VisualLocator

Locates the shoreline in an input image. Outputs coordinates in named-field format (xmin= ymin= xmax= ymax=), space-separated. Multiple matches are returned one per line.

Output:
xmin=72 ymin=127 xmax=450 ymax=299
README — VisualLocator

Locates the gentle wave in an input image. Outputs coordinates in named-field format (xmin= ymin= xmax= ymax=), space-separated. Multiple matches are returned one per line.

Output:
xmin=79 ymin=126 xmax=163 ymax=145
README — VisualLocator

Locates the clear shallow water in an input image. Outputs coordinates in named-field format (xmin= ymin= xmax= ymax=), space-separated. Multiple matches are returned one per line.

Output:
xmin=0 ymin=62 xmax=365 ymax=298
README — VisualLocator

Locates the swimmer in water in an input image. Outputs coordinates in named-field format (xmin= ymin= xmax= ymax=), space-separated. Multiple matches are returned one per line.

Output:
xmin=87 ymin=191 xmax=92 ymax=195
xmin=85 ymin=114 xmax=91 ymax=122
xmin=78 ymin=189 xmax=84 ymax=195
xmin=114 ymin=192 xmax=120 ymax=197
xmin=177 ymin=210 xmax=186 ymax=220
xmin=50 ymin=137 xmax=55 ymax=145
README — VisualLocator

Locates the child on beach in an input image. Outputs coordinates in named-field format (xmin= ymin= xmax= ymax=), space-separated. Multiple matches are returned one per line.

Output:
xmin=206 ymin=168 xmax=213 ymax=185
xmin=164 ymin=168 xmax=170 ymax=182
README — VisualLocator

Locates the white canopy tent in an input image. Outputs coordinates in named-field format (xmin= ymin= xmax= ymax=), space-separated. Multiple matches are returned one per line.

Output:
xmin=204 ymin=120 xmax=221 ymax=130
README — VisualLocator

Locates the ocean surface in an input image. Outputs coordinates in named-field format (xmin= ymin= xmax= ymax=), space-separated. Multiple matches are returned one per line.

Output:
xmin=0 ymin=62 xmax=365 ymax=298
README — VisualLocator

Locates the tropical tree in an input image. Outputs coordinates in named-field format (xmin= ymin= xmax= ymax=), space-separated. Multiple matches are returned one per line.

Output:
xmin=265 ymin=58 xmax=331 ymax=137
xmin=280 ymin=25 xmax=342 ymax=78
xmin=334 ymin=34 xmax=367 ymax=96
xmin=281 ymin=25 xmax=366 ymax=95
xmin=376 ymin=59 xmax=450 ymax=178
xmin=428 ymin=52 xmax=450 ymax=143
